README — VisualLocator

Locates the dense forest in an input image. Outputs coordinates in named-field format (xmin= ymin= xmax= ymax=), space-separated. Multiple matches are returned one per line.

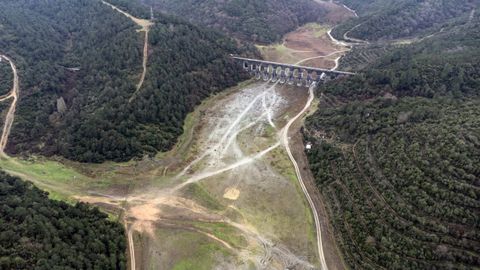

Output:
xmin=336 ymin=0 xmax=397 ymax=14
xmin=0 ymin=171 xmax=126 ymax=269
xmin=305 ymin=4 xmax=480 ymax=269
xmin=332 ymin=6 xmax=480 ymax=98
xmin=0 ymin=60 xmax=13 ymax=96
xmin=334 ymin=0 xmax=479 ymax=41
xmin=0 ymin=0 xmax=252 ymax=162
xmin=142 ymin=0 xmax=329 ymax=43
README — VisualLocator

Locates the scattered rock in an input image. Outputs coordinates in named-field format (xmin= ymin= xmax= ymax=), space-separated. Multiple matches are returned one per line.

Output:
xmin=56 ymin=97 xmax=67 ymax=114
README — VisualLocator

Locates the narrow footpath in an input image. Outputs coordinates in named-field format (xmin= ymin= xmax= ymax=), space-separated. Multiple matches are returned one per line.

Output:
xmin=101 ymin=0 xmax=153 ymax=102
xmin=0 ymin=54 xmax=19 ymax=156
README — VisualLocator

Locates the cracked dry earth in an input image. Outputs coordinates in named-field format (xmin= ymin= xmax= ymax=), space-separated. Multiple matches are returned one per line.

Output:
xmin=84 ymin=82 xmax=319 ymax=269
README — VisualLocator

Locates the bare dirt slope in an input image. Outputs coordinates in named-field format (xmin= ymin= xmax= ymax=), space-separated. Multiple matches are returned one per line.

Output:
xmin=77 ymin=82 xmax=320 ymax=269
xmin=256 ymin=3 xmax=355 ymax=69
xmin=257 ymin=23 xmax=349 ymax=70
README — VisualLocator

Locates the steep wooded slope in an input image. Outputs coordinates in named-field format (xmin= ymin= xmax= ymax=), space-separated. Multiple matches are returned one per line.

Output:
xmin=305 ymin=8 xmax=480 ymax=270
xmin=143 ymin=0 xmax=329 ymax=43
xmin=0 ymin=61 xmax=13 ymax=96
xmin=334 ymin=0 xmax=479 ymax=41
xmin=0 ymin=171 xmax=126 ymax=269
xmin=0 ymin=0 xmax=250 ymax=162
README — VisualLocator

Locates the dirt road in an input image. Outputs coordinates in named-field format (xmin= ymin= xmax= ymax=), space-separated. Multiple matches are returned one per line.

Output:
xmin=71 ymin=81 xmax=320 ymax=269
xmin=282 ymin=49 xmax=348 ymax=269
xmin=76 ymin=4 xmax=353 ymax=267
xmin=127 ymin=227 xmax=136 ymax=270
xmin=0 ymin=54 xmax=19 ymax=156
xmin=101 ymin=1 xmax=153 ymax=102
xmin=323 ymin=4 xmax=369 ymax=46
xmin=343 ymin=22 xmax=369 ymax=45
xmin=295 ymin=50 xmax=348 ymax=66
xmin=282 ymin=85 xmax=325 ymax=268
xmin=115 ymin=48 xmax=348 ymax=268
xmin=0 ymin=3 xmax=357 ymax=269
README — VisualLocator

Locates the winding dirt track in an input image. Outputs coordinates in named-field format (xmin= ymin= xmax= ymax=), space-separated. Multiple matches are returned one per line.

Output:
xmin=282 ymin=51 xmax=346 ymax=269
xmin=282 ymin=85 xmax=324 ymax=268
xmin=119 ymin=82 xmax=319 ymax=269
xmin=133 ymin=30 xmax=149 ymax=98
xmin=0 ymin=54 xmax=19 ymax=156
xmin=102 ymin=3 xmax=153 ymax=269
xmin=100 ymin=2 xmax=155 ymax=266
xmin=127 ymin=228 xmax=136 ymax=270
xmin=101 ymin=1 xmax=153 ymax=102
xmin=295 ymin=50 xmax=348 ymax=66
xmin=107 ymin=20 xmax=351 ymax=270
xmin=56 ymin=3 xmax=355 ymax=269
xmin=343 ymin=22 xmax=369 ymax=45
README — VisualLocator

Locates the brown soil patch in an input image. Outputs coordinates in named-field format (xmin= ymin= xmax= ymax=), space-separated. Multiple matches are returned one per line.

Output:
xmin=223 ymin=187 xmax=240 ymax=200
xmin=259 ymin=24 xmax=347 ymax=69
xmin=302 ymin=58 xmax=337 ymax=69
xmin=129 ymin=203 xmax=160 ymax=221
xmin=284 ymin=29 xmax=339 ymax=56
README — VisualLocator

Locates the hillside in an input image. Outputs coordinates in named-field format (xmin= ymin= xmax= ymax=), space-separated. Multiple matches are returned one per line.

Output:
xmin=304 ymin=6 xmax=480 ymax=270
xmin=143 ymin=0 xmax=330 ymax=43
xmin=0 ymin=0 xmax=251 ymax=163
xmin=0 ymin=171 xmax=126 ymax=269
xmin=0 ymin=61 xmax=13 ymax=96
xmin=334 ymin=0 xmax=479 ymax=41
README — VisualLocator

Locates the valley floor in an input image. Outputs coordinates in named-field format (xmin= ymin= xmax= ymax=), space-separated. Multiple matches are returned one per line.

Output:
xmin=2 ymin=82 xmax=320 ymax=269
xmin=0 ymin=2 xmax=356 ymax=269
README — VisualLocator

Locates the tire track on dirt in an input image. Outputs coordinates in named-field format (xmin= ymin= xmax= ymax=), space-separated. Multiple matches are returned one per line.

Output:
xmin=127 ymin=227 xmax=136 ymax=270
xmin=176 ymin=83 xmax=272 ymax=178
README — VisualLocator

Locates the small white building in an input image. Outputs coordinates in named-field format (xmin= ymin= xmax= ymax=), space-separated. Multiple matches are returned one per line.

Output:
xmin=305 ymin=142 xmax=312 ymax=150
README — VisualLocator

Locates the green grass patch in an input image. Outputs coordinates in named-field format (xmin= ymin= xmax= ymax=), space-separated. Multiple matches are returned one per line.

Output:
xmin=304 ymin=23 xmax=329 ymax=38
xmin=182 ymin=183 xmax=225 ymax=211
xmin=192 ymin=221 xmax=248 ymax=249
xmin=264 ymin=147 xmax=318 ymax=261
xmin=171 ymin=241 xmax=229 ymax=270
xmin=155 ymin=228 xmax=232 ymax=270
xmin=0 ymin=156 xmax=88 ymax=184
xmin=0 ymin=156 xmax=103 ymax=202
xmin=44 ymin=189 xmax=76 ymax=203
xmin=268 ymin=147 xmax=297 ymax=182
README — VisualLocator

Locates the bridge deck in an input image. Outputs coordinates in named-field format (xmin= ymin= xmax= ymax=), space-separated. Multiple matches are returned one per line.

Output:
xmin=231 ymin=56 xmax=355 ymax=75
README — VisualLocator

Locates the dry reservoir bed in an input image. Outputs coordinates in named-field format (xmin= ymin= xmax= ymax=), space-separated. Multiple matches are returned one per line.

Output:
xmin=121 ymin=82 xmax=319 ymax=269
xmin=0 ymin=17 xmax=352 ymax=269
xmin=0 ymin=76 xmax=323 ymax=270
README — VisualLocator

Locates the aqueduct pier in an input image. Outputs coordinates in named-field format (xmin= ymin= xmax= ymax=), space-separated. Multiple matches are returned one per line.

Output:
xmin=232 ymin=56 xmax=355 ymax=87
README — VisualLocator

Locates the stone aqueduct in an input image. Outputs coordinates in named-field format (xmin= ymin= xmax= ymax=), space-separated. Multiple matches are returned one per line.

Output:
xmin=232 ymin=56 xmax=355 ymax=87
